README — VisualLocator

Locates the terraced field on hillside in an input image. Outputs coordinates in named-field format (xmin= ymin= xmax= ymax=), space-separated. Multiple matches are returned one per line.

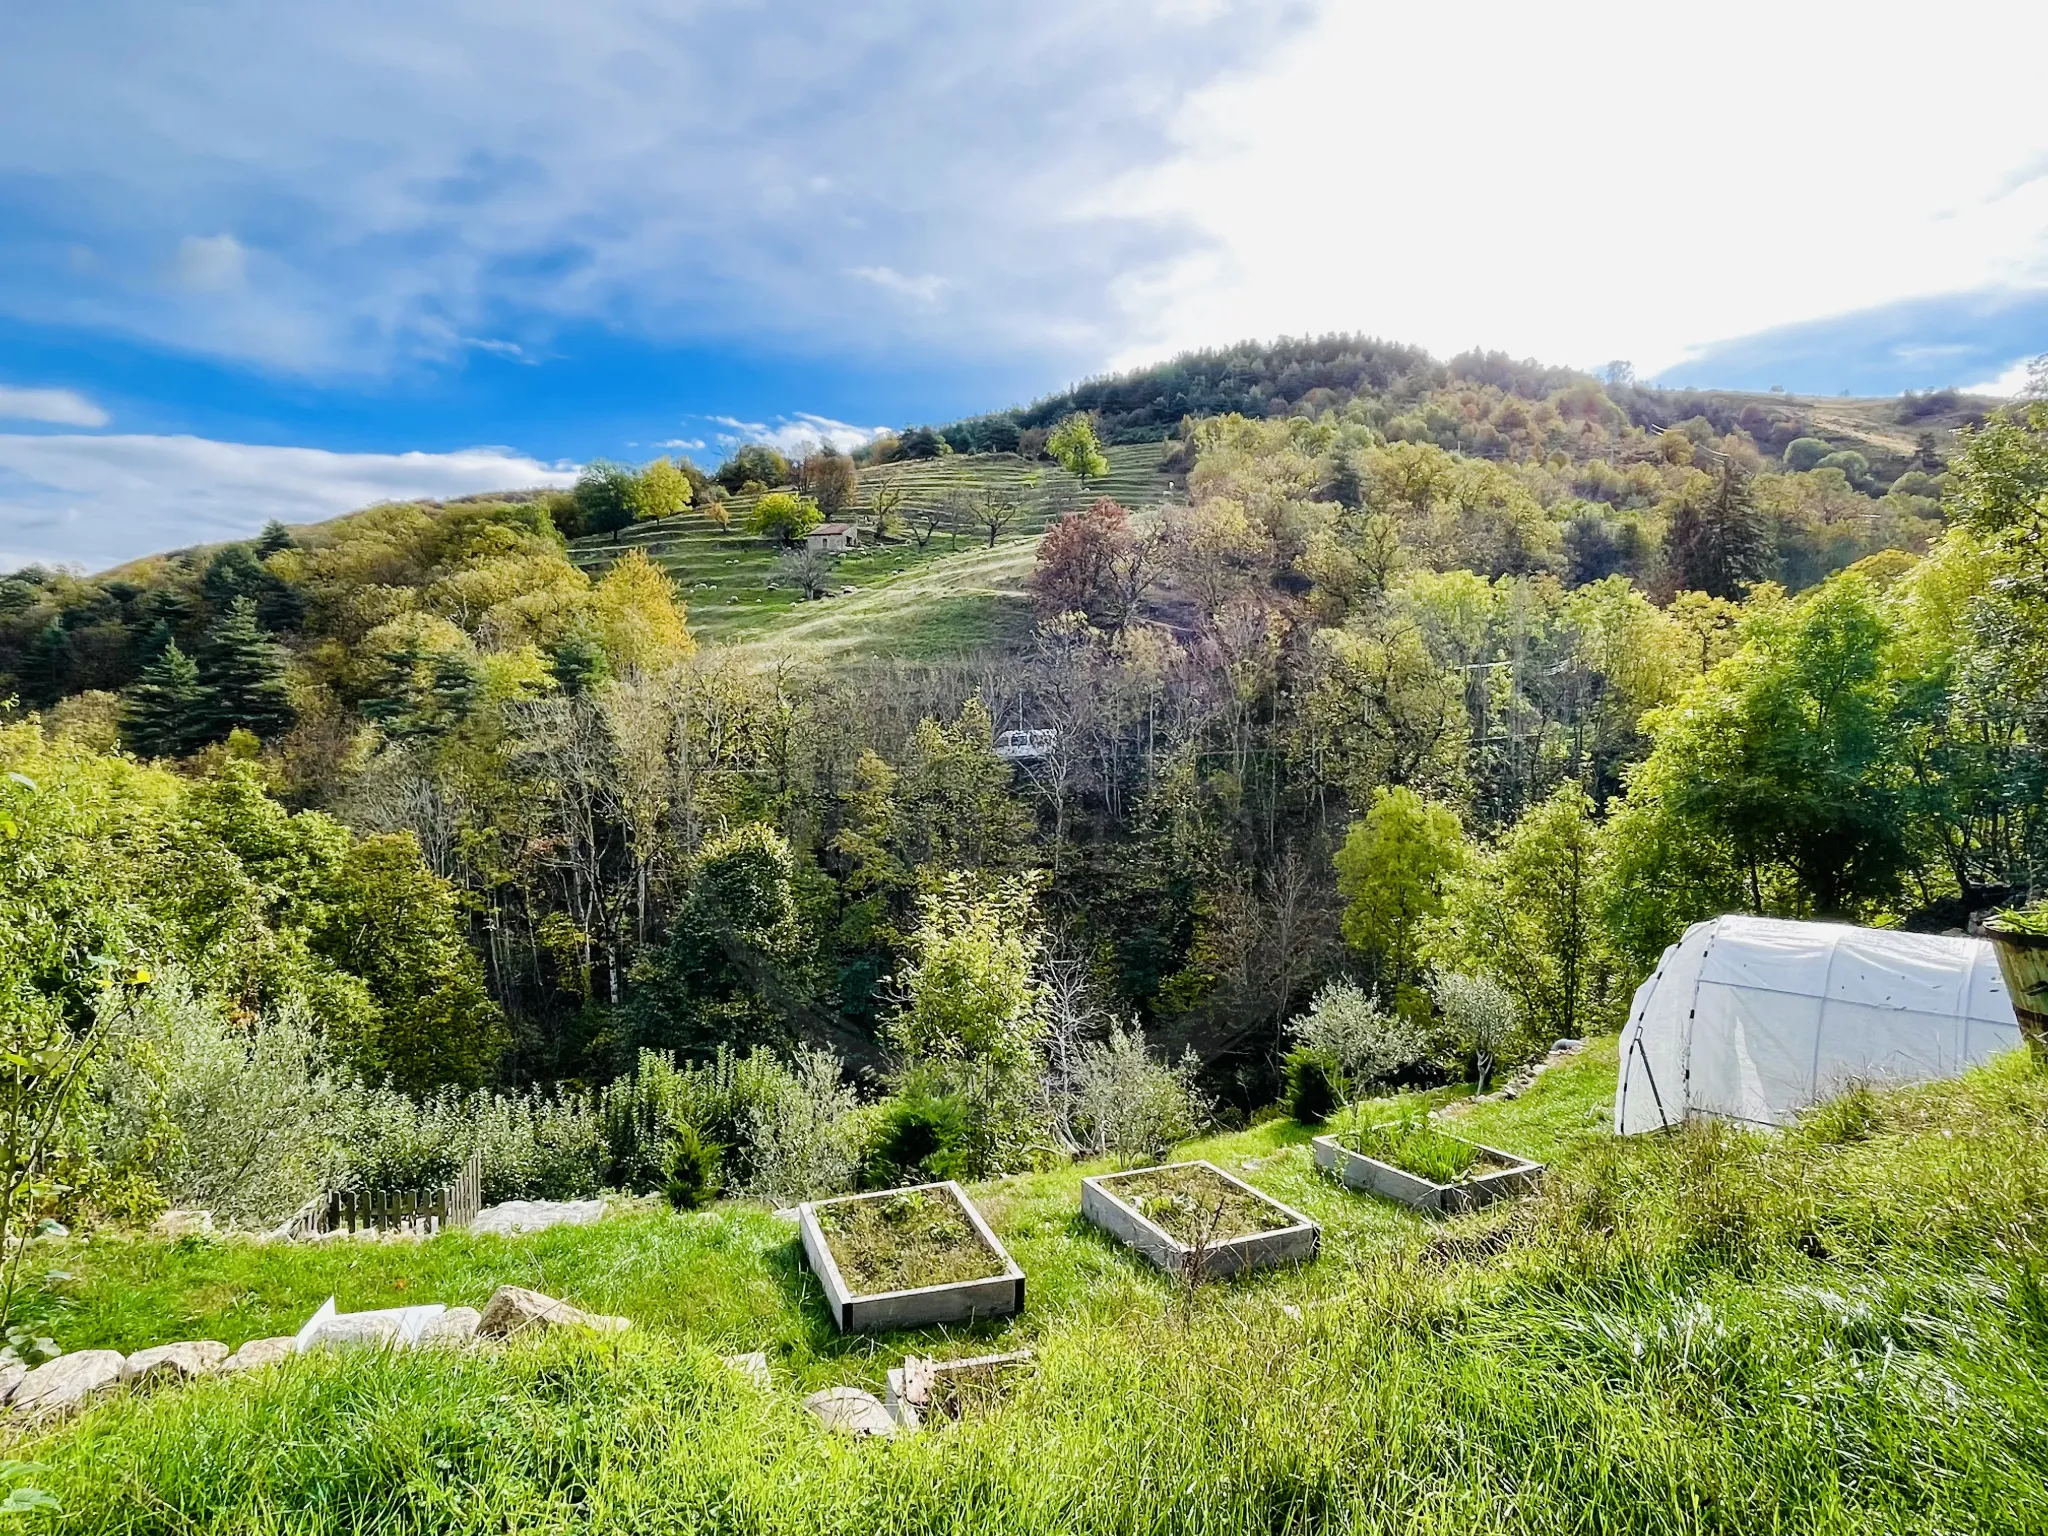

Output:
xmin=567 ymin=443 xmax=1176 ymax=657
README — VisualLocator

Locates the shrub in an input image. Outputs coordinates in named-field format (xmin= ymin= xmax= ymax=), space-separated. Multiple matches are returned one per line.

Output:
xmin=1284 ymin=1047 xmax=1341 ymax=1124
xmin=739 ymin=1046 xmax=862 ymax=1206
xmin=90 ymin=972 xmax=341 ymax=1228
xmin=1427 ymin=967 xmax=1525 ymax=1091
xmin=1286 ymin=980 xmax=1423 ymax=1107
xmin=861 ymin=1089 xmax=972 ymax=1188
xmin=1069 ymin=1023 xmax=1208 ymax=1166
xmin=1783 ymin=437 xmax=1831 ymax=471
xmin=660 ymin=1124 xmax=723 ymax=1211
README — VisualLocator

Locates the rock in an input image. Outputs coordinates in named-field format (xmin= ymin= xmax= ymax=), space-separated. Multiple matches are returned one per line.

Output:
xmin=417 ymin=1307 xmax=481 ymax=1347
xmin=0 ymin=1363 xmax=25 ymax=1404
xmin=476 ymin=1285 xmax=631 ymax=1340
xmin=153 ymin=1209 xmax=215 ymax=1240
xmin=296 ymin=1299 xmax=452 ymax=1352
xmin=220 ymin=1336 xmax=295 ymax=1373
xmin=10 ymin=1350 xmax=124 ymax=1419
xmin=469 ymin=1199 xmax=609 ymax=1237
xmin=770 ymin=1206 xmax=801 ymax=1225
xmin=803 ymin=1387 xmax=896 ymax=1438
xmin=724 ymin=1350 xmax=771 ymax=1389
xmin=121 ymin=1340 xmax=229 ymax=1386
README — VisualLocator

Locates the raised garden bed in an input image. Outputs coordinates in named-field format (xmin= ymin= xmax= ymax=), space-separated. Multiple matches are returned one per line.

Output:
xmin=1312 ymin=1117 xmax=1542 ymax=1215
xmin=884 ymin=1348 xmax=1035 ymax=1431
xmin=798 ymin=1180 xmax=1024 ymax=1333
xmin=1080 ymin=1160 xmax=1318 ymax=1279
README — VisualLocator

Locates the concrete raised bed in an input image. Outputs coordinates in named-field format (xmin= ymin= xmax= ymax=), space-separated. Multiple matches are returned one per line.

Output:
xmin=1081 ymin=1160 xmax=1319 ymax=1280
xmin=1312 ymin=1129 xmax=1542 ymax=1215
xmin=798 ymin=1180 xmax=1024 ymax=1333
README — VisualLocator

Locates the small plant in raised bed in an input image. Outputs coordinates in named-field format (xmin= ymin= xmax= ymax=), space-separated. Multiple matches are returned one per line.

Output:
xmin=1339 ymin=1112 xmax=1509 ymax=1185
xmin=1081 ymin=1160 xmax=1319 ymax=1280
xmin=814 ymin=1186 xmax=1004 ymax=1294
xmin=1108 ymin=1164 xmax=1296 ymax=1247
xmin=1313 ymin=1110 xmax=1541 ymax=1214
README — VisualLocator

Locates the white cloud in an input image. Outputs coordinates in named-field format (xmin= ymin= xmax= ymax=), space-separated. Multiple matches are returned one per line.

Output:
xmin=0 ymin=386 xmax=109 ymax=427
xmin=0 ymin=434 xmax=577 ymax=571
xmin=656 ymin=437 xmax=706 ymax=450
xmin=171 ymin=233 xmax=248 ymax=293
xmin=851 ymin=265 xmax=951 ymax=308
xmin=1100 ymin=0 xmax=2048 ymax=375
xmin=1963 ymin=357 xmax=2039 ymax=397
xmin=703 ymin=412 xmax=889 ymax=456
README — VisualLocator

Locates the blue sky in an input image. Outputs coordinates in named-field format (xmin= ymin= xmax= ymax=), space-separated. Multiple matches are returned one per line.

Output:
xmin=3 ymin=0 xmax=2046 ymax=569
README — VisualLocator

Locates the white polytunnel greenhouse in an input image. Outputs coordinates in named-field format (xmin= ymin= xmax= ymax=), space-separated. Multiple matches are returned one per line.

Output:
xmin=1615 ymin=915 xmax=2022 ymax=1135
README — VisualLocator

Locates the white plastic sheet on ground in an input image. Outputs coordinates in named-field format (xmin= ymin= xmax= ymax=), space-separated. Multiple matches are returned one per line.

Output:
xmin=1615 ymin=915 xmax=2020 ymax=1135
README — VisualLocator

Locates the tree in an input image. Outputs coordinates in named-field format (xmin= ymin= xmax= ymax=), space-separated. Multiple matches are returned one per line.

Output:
xmin=747 ymin=491 xmax=822 ymax=545
xmin=121 ymin=640 xmax=213 ymax=759
xmin=634 ymin=456 xmax=693 ymax=521
xmin=865 ymin=480 xmax=906 ymax=539
xmin=591 ymin=549 xmax=694 ymax=673
xmin=1029 ymin=498 xmax=1155 ymax=628
xmin=1333 ymin=787 xmax=1468 ymax=991
xmin=575 ymin=461 xmax=642 ymax=541
xmin=798 ymin=449 xmax=859 ymax=519
xmin=1047 ymin=413 xmax=1108 ymax=480
xmin=886 ymin=871 xmax=1047 ymax=1175
xmin=200 ymin=598 xmax=294 ymax=741
xmin=967 ymin=485 xmax=1023 ymax=547
xmin=1667 ymin=457 xmax=1767 ymax=599
xmin=312 ymin=833 xmax=503 ymax=1092
xmin=774 ymin=546 xmax=836 ymax=600
xmin=1284 ymin=979 xmax=1423 ymax=1123
xmin=1434 ymin=781 xmax=1609 ymax=1041
xmin=17 ymin=619 xmax=70 ymax=709
xmin=895 ymin=426 xmax=949 ymax=461
xmin=715 ymin=444 xmax=793 ymax=493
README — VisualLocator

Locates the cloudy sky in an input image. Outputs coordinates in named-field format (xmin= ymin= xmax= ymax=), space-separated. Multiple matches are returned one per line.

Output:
xmin=3 ymin=0 xmax=2046 ymax=568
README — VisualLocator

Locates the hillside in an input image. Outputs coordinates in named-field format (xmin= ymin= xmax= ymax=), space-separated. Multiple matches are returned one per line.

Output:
xmin=16 ymin=1041 xmax=2048 ymax=1532
xmin=568 ymin=441 xmax=1176 ymax=655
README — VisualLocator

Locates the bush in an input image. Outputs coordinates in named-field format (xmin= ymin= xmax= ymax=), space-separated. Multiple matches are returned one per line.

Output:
xmin=1783 ymin=437 xmax=1832 ymax=471
xmin=1286 ymin=980 xmax=1424 ymax=1104
xmin=1428 ymin=967 xmax=1525 ymax=1092
xmin=1069 ymin=1023 xmax=1208 ymax=1166
xmin=861 ymin=1088 xmax=972 ymax=1189
xmin=1284 ymin=1047 xmax=1341 ymax=1124
xmin=660 ymin=1124 xmax=723 ymax=1211
xmin=739 ymin=1046 xmax=862 ymax=1206
xmin=91 ymin=973 xmax=342 ymax=1228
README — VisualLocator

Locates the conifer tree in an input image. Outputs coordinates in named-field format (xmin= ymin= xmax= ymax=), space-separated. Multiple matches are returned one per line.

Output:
xmin=121 ymin=639 xmax=213 ymax=758
xmin=256 ymin=519 xmax=295 ymax=556
xmin=201 ymin=597 xmax=294 ymax=740
xmin=18 ymin=619 xmax=72 ymax=708
xmin=1666 ymin=456 xmax=1767 ymax=599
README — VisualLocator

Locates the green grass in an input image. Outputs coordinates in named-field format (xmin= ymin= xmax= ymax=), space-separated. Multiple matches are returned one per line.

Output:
xmin=813 ymin=1187 xmax=1004 ymax=1294
xmin=18 ymin=1036 xmax=2048 ymax=1533
xmin=1340 ymin=1116 xmax=1489 ymax=1185
xmin=569 ymin=444 xmax=1176 ymax=658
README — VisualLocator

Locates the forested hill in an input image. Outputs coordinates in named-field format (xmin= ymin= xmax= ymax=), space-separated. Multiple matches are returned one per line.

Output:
xmin=907 ymin=332 xmax=1997 ymax=455
xmin=2 ymin=336 xmax=2041 ymax=1130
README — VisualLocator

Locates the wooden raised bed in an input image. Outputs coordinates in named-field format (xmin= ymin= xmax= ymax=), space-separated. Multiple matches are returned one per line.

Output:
xmin=1312 ymin=1127 xmax=1541 ymax=1215
xmin=1080 ymin=1160 xmax=1319 ymax=1280
xmin=798 ymin=1180 xmax=1024 ymax=1333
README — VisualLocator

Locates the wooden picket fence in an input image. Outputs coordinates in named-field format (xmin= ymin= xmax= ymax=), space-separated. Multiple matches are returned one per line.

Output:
xmin=272 ymin=1152 xmax=484 ymax=1240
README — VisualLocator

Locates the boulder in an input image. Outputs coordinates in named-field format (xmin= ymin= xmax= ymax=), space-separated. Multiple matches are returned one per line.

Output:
xmin=10 ymin=1351 xmax=125 ymax=1419
xmin=417 ymin=1306 xmax=481 ymax=1347
xmin=469 ymin=1200 xmax=609 ymax=1237
xmin=803 ymin=1387 xmax=896 ymax=1438
xmin=295 ymin=1298 xmax=451 ymax=1352
xmin=476 ymin=1285 xmax=630 ymax=1340
xmin=122 ymin=1340 xmax=229 ymax=1386
xmin=0 ymin=1363 xmax=25 ymax=1405
xmin=220 ymin=1336 xmax=295 ymax=1373
xmin=723 ymin=1350 xmax=771 ymax=1389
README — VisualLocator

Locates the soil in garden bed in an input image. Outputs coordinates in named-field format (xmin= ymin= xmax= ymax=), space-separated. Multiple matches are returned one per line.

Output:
xmin=815 ymin=1187 xmax=1006 ymax=1294
xmin=1100 ymin=1164 xmax=1297 ymax=1245
xmin=1337 ymin=1119 xmax=1516 ymax=1185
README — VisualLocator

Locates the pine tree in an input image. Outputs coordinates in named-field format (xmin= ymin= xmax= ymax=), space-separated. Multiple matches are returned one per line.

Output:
xmin=122 ymin=640 xmax=213 ymax=758
xmin=201 ymin=597 xmax=294 ymax=740
xmin=18 ymin=619 xmax=72 ymax=708
xmin=1667 ymin=457 xmax=1768 ymax=599
xmin=256 ymin=520 xmax=295 ymax=556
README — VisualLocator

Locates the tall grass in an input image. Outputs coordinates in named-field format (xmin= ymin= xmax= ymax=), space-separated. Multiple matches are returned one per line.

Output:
xmin=16 ymin=1039 xmax=2048 ymax=1534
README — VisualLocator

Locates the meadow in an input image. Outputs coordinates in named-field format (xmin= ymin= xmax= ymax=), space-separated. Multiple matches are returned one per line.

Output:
xmin=566 ymin=443 xmax=1176 ymax=656
xmin=15 ymin=1036 xmax=2048 ymax=1534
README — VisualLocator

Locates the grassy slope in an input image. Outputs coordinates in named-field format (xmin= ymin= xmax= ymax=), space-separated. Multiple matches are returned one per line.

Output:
xmin=19 ymin=1038 xmax=2048 ymax=1533
xmin=567 ymin=444 xmax=1175 ymax=658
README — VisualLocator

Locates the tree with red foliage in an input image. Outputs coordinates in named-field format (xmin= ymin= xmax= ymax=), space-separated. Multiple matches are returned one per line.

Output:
xmin=1027 ymin=498 xmax=1157 ymax=630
